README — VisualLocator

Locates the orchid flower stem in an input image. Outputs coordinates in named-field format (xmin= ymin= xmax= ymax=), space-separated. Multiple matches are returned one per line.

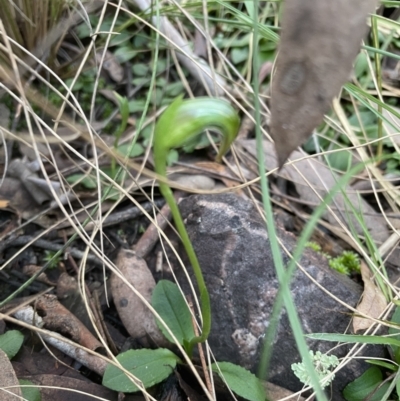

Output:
xmin=154 ymin=96 xmax=240 ymax=355
xmin=158 ymin=181 xmax=210 ymax=353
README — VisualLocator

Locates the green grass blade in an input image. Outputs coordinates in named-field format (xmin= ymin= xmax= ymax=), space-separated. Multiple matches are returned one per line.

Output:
xmin=252 ymin=0 xmax=327 ymax=399
xmin=307 ymin=333 xmax=400 ymax=347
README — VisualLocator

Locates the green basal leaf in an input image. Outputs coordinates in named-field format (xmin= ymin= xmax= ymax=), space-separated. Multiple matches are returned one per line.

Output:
xmin=134 ymin=34 xmax=148 ymax=48
xmin=131 ymin=77 xmax=150 ymax=87
xmin=327 ymin=149 xmax=353 ymax=172
xmin=19 ymin=379 xmax=41 ymax=401
xmin=114 ymin=93 xmax=129 ymax=145
xmin=243 ymin=0 xmax=254 ymax=19
xmin=389 ymin=306 xmax=400 ymax=363
xmin=66 ymin=173 xmax=97 ymax=189
xmin=231 ymin=47 xmax=250 ymax=64
xmin=0 ymin=330 xmax=24 ymax=359
xmin=128 ymin=99 xmax=147 ymax=113
xmin=114 ymin=46 xmax=137 ymax=63
xmin=132 ymin=63 xmax=149 ymax=77
xmin=165 ymin=82 xmax=185 ymax=97
xmin=354 ymin=52 xmax=369 ymax=79
xmin=343 ymin=367 xmax=390 ymax=401
xmin=155 ymin=58 xmax=167 ymax=74
xmin=118 ymin=143 xmax=144 ymax=158
xmin=211 ymin=362 xmax=265 ymax=401
xmin=102 ymin=184 xmax=121 ymax=201
xmin=110 ymin=31 xmax=132 ymax=47
xmin=152 ymin=280 xmax=195 ymax=345
xmin=102 ymin=348 xmax=180 ymax=393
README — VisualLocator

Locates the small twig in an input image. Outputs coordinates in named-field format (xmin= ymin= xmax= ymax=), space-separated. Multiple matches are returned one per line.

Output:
xmin=133 ymin=198 xmax=174 ymax=259
xmin=65 ymin=250 xmax=108 ymax=343
xmin=35 ymin=294 xmax=103 ymax=351
xmin=56 ymin=198 xmax=165 ymax=231
xmin=2 ymin=236 xmax=103 ymax=267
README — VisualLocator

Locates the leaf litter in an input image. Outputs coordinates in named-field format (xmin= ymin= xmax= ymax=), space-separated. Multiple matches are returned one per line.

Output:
xmin=1 ymin=1 xmax=400 ymax=401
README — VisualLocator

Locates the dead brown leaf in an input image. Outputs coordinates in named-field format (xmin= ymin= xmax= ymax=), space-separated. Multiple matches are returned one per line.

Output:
xmin=193 ymin=29 xmax=208 ymax=59
xmin=0 ymin=177 xmax=53 ymax=226
xmin=239 ymin=139 xmax=390 ymax=246
xmin=352 ymin=261 xmax=387 ymax=333
xmin=0 ymin=349 xmax=22 ymax=400
xmin=111 ymin=249 xmax=168 ymax=347
xmin=57 ymin=273 xmax=99 ymax=340
xmin=188 ymin=160 xmax=257 ymax=198
xmin=171 ymin=173 xmax=215 ymax=190
xmin=8 ymin=159 xmax=61 ymax=205
xmin=96 ymin=50 xmax=124 ymax=83
xmin=23 ymin=265 xmax=57 ymax=286
xmin=0 ymin=200 xmax=9 ymax=208
xmin=194 ymin=161 xmax=244 ymax=190
xmin=271 ymin=0 xmax=378 ymax=167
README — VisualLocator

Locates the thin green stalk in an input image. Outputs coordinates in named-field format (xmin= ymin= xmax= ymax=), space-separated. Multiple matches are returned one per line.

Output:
xmin=362 ymin=44 xmax=400 ymax=60
xmin=111 ymin=94 xmax=129 ymax=178
xmin=251 ymin=1 xmax=327 ymax=399
xmin=371 ymin=15 xmax=383 ymax=162
xmin=158 ymin=182 xmax=210 ymax=354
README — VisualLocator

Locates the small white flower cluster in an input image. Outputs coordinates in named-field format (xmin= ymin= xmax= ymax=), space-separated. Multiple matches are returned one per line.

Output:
xmin=291 ymin=350 xmax=340 ymax=389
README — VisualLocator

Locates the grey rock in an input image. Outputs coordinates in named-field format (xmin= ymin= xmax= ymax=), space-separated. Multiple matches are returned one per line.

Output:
xmin=174 ymin=193 xmax=386 ymax=400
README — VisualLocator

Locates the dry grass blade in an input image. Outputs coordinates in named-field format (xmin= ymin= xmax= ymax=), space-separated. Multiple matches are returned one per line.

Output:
xmin=270 ymin=0 xmax=378 ymax=167
xmin=0 ymin=0 xmax=84 ymax=68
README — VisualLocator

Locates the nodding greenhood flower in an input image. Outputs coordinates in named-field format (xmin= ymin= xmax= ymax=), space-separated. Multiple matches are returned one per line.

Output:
xmin=292 ymin=350 xmax=339 ymax=389
xmin=153 ymin=96 xmax=240 ymax=354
